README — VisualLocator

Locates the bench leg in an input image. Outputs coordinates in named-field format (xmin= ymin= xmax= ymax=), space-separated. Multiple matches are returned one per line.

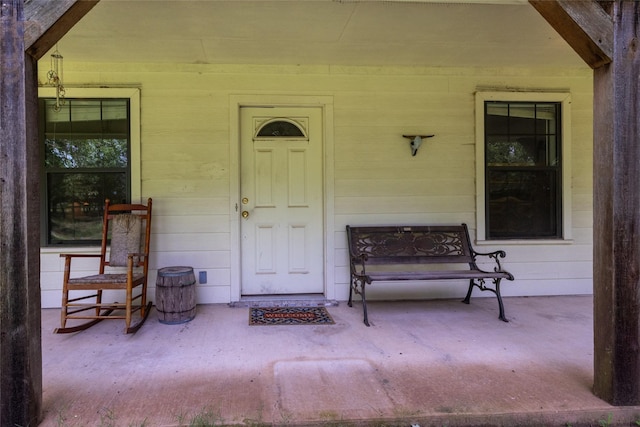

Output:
xmin=349 ymin=277 xmax=370 ymax=326
xmin=348 ymin=277 xmax=354 ymax=307
xmin=462 ymin=278 xmax=508 ymax=322
xmin=494 ymin=279 xmax=508 ymax=322
xmin=462 ymin=279 xmax=474 ymax=305
xmin=360 ymin=281 xmax=370 ymax=327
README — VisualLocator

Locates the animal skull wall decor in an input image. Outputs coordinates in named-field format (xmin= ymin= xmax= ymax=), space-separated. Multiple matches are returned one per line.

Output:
xmin=402 ymin=134 xmax=435 ymax=156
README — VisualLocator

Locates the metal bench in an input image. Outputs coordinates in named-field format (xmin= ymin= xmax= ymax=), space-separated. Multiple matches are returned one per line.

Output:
xmin=346 ymin=224 xmax=514 ymax=326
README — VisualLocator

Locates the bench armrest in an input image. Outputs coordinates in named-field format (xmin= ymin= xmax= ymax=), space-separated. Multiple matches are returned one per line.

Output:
xmin=349 ymin=253 xmax=369 ymax=277
xmin=470 ymin=249 xmax=514 ymax=279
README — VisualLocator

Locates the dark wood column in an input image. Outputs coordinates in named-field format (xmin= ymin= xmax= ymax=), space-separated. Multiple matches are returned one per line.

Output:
xmin=0 ymin=1 xmax=42 ymax=426
xmin=0 ymin=1 xmax=98 ymax=425
xmin=531 ymin=0 xmax=640 ymax=406
xmin=592 ymin=0 xmax=640 ymax=405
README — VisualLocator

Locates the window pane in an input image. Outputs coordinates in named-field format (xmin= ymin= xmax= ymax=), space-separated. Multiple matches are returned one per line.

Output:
xmin=485 ymin=103 xmax=509 ymax=135
xmin=508 ymin=103 xmax=536 ymax=134
xmin=44 ymin=100 xmax=70 ymax=130
xmin=41 ymin=97 xmax=131 ymax=245
xmin=536 ymin=104 xmax=558 ymax=134
xmin=47 ymin=172 xmax=127 ymax=244
xmin=486 ymin=137 xmax=535 ymax=165
xmin=487 ymin=169 xmax=559 ymax=239
xmin=545 ymin=135 xmax=559 ymax=166
xmin=485 ymin=101 xmax=561 ymax=239
xmin=44 ymin=137 xmax=128 ymax=168
xmin=257 ymin=120 xmax=305 ymax=137
xmin=44 ymin=99 xmax=129 ymax=169
xmin=70 ymin=99 xmax=101 ymax=122
xmin=102 ymin=100 xmax=128 ymax=120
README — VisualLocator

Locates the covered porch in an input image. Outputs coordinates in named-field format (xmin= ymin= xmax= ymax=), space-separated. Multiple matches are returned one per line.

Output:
xmin=40 ymin=296 xmax=640 ymax=426
xmin=3 ymin=1 xmax=640 ymax=426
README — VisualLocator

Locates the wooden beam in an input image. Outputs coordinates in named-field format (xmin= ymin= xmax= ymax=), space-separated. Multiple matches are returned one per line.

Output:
xmin=24 ymin=0 xmax=99 ymax=59
xmin=0 ymin=1 xmax=97 ymax=424
xmin=0 ymin=1 xmax=43 ymax=425
xmin=593 ymin=0 xmax=640 ymax=405
xmin=529 ymin=0 xmax=613 ymax=69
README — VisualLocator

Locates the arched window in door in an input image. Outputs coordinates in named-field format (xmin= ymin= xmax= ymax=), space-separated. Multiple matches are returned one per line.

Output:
xmin=255 ymin=119 xmax=306 ymax=138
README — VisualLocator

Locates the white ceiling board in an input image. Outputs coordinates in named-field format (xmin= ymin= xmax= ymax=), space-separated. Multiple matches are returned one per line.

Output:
xmin=46 ymin=0 xmax=587 ymax=68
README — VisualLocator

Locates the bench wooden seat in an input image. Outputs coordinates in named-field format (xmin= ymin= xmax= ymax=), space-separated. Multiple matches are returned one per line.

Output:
xmin=346 ymin=224 xmax=514 ymax=326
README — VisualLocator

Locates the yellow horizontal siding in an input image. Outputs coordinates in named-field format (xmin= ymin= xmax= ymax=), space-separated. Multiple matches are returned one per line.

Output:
xmin=38 ymin=62 xmax=594 ymax=307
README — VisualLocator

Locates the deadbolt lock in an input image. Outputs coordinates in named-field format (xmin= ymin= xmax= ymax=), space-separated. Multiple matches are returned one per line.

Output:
xmin=242 ymin=197 xmax=249 ymax=205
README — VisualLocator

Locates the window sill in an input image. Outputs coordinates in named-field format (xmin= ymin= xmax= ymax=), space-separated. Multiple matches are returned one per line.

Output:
xmin=40 ymin=246 xmax=101 ymax=254
xmin=474 ymin=239 xmax=574 ymax=246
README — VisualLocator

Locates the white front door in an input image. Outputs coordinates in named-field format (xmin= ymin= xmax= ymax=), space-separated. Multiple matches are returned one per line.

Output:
xmin=240 ymin=107 xmax=324 ymax=295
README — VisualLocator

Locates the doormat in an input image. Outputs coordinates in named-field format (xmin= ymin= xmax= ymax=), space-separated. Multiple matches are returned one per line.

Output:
xmin=249 ymin=307 xmax=335 ymax=325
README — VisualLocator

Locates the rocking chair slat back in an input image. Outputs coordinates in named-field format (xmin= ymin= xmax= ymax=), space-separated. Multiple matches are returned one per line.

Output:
xmin=56 ymin=198 xmax=153 ymax=334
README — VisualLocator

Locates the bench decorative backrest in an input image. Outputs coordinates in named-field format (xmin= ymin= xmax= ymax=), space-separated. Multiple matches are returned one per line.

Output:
xmin=347 ymin=224 xmax=475 ymax=266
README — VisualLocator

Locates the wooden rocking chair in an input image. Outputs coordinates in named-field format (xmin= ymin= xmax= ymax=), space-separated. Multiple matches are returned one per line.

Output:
xmin=55 ymin=198 xmax=153 ymax=334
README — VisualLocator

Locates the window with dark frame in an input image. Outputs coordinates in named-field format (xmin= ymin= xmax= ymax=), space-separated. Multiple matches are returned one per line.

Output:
xmin=40 ymin=98 xmax=131 ymax=245
xmin=485 ymin=101 xmax=562 ymax=239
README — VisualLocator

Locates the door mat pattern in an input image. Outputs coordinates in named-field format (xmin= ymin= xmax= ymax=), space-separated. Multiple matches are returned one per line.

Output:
xmin=249 ymin=306 xmax=335 ymax=325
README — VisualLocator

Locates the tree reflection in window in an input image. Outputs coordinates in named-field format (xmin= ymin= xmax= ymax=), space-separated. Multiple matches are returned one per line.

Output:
xmin=256 ymin=119 xmax=305 ymax=137
xmin=484 ymin=101 xmax=562 ymax=239
xmin=41 ymin=98 xmax=130 ymax=245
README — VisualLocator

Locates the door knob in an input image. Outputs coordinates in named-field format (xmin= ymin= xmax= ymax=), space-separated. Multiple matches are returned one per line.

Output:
xmin=242 ymin=211 xmax=249 ymax=218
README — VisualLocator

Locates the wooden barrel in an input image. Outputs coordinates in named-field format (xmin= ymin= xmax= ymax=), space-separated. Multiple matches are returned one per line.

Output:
xmin=156 ymin=266 xmax=197 ymax=324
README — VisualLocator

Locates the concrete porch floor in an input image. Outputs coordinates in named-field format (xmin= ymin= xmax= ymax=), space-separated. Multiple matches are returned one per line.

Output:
xmin=40 ymin=296 xmax=640 ymax=426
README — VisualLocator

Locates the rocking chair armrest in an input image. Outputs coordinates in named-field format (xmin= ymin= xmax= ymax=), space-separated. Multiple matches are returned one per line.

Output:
xmin=60 ymin=253 xmax=102 ymax=273
xmin=125 ymin=252 xmax=148 ymax=269
xmin=126 ymin=252 xmax=148 ymax=262
xmin=127 ymin=252 xmax=147 ymax=258
xmin=59 ymin=253 xmax=101 ymax=259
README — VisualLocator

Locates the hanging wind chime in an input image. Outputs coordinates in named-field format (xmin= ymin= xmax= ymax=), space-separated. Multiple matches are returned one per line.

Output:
xmin=47 ymin=45 xmax=65 ymax=112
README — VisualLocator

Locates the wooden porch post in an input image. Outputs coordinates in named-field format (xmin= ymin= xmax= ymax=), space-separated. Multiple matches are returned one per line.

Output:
xmin=0 ymin=1 xmax=42 ymax=425
xmin=530 ymin=0 xmax=640 ymax=405
xmin=592 ymin=0 xmax=640 ymax=405
xmin=1 ymin=1 xmax=99 ymax=424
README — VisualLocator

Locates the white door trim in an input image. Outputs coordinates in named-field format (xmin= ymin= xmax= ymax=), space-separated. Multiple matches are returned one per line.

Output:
xmin=229 ymin=94 xmax=335 ymax=302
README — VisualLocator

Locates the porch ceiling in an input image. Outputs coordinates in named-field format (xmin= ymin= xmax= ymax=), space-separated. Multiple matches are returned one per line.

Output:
xmin=48 ymin=0 xmax=586 ymax=69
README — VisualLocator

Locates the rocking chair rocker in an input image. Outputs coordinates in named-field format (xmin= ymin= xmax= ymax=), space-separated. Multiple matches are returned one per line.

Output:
xmin=55 ymin=198 xmax=153 ymax=334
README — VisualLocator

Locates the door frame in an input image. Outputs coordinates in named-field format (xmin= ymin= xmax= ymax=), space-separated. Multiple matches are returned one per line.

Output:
xmin=229 ymin=94 xmax=335 ymax=302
